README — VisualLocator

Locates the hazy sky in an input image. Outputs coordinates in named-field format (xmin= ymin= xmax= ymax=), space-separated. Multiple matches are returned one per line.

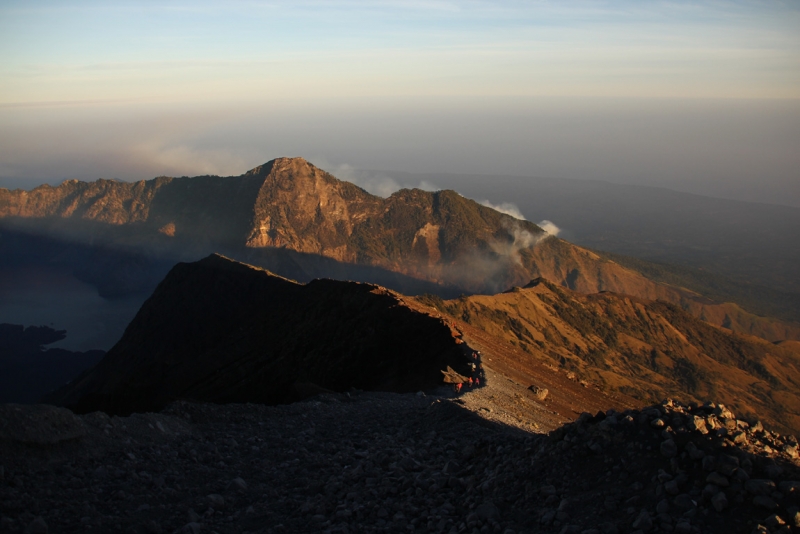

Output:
xmin=1 ymin=1 xmax=799 ymax=205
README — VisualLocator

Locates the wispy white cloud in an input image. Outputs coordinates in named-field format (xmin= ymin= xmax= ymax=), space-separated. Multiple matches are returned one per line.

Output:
xmin=321 ymin=163 xmax=441 ymax=197
xmin=1 ymin=0 xmax=798 ymax=104
xmin=479 ymin=200 xmax=525 ymax=220
xmin=537 ymin=220 xmax=560 ymax=236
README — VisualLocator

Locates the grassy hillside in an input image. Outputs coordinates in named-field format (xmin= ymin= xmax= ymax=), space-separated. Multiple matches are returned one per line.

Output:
xmin=416 ymin=280 xmax=800 ymax=435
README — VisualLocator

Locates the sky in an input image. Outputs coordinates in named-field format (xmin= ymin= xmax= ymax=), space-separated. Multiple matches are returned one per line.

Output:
xmin=1 ymin=1 xmax=799 ymax=205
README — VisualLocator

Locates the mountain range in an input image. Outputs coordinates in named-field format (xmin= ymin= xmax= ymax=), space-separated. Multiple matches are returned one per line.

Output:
xmin=2 ymin=157 xmax=798 ymax=345
xmin=47 ymin=253 xmax=800 ymax=437
xmin=378 ymin=169 xmax=800 ymax=317
xmin=4 ymin=158 xmax=800 ymax=534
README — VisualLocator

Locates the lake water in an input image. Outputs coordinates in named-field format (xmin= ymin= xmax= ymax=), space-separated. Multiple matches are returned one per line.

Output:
xmin=0 ymin=267 xmax=146 ymax=351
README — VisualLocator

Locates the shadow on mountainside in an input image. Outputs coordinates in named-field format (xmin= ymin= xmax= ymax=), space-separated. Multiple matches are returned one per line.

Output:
xmin=0 ymin=222 xmax=465 ymax=300
xmin=45 ymin=254 xmax=475 ymax=416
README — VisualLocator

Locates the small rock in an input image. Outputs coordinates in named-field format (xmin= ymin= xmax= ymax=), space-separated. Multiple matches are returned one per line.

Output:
xmin=753 ymin=495 xmax=779 ymax=510
xmin=476 ymin=502 xmax=499 ymax=521
xmin=706 ymin=472 xmax=729 ymax=487
xmin=528 ymin=385 xmax=549 ymax=400
xmin=687 ymin=416 xmax=708 ymax=434
xmin=731 ymin=431 xmax=747 ymax=444
xmin=227 ymin=477 xmax=247 ymax=493
xmin=664 ymin=480 xmax=679 ymax=495
xmin=711 ymin=492 xmax=728 ymax=512
xmin=673 ymin=494 xmax=696 ymax=510
xmin=540 ymin=485 xmax=557 ymax=495
xmin=746 ymin=479 xmax=776 ymax=495
xmin=660 ymin=439 xmax=677 ymax=458
xmin=764 ymin=514 xmax=786 ymax=528
xmin=631 ymin=509 xmax=652 ymax=531
xmin=778 ymin=480 xmax=800 ymax=493
xmin=24 ymin=516 xmax=48 ymax=534
xmin=702 ymin=483 xmax=720 ymax=499
xmin=765 ymin=463 xmax=784 ymax=479
xmin=207 ymin=494 xmax=225 ymax=509
xmin=181 ymin=523 xmax=202 ymax=534
xmin=702 ymin=456 xmax=716 ymax=471
xmin=651 ymin=418 xmax=665 ymax=428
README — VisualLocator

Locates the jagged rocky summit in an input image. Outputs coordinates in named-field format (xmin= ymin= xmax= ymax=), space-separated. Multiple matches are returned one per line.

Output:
xmin=47 ymin=254 xmax=473 ymax=415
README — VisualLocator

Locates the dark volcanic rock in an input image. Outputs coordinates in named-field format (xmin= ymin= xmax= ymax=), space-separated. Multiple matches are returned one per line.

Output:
xmin=47 ymin=254 xmax=468 ymax=415
xmin=2 ymin=396 xmax=799 ymax=533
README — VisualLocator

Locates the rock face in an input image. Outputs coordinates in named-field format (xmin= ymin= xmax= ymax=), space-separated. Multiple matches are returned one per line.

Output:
xmin=3 ymin=157 xmax=796 ymax=341
xmin=47 ymin=254 xmax=470 ymax=415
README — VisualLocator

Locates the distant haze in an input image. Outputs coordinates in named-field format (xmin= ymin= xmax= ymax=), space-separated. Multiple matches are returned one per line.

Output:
xmin=1 ymin=1 xmax=799 ymax=206
xmin=0 ymin=97 xmax=799 ymax=208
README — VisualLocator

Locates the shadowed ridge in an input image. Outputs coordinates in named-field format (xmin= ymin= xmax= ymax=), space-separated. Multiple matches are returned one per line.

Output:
xmin=523 ymin=277 xmax=543 ymax=288
xmin=193 ymin=252 xmax=298 ymax=283
xmin=47 ymin=254 xmax=472 ymax=416
xmin=243 ymin=158 xmax=280 ymax=177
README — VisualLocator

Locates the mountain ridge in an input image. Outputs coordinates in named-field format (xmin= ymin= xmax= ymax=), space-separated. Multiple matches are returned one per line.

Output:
xmin=46 ymin=254 xmax=474 ymax=415
xmin=2 ymin=157 xmax=798 ymax=342
xmin=414 ymin=278 xmax=800 ymax=435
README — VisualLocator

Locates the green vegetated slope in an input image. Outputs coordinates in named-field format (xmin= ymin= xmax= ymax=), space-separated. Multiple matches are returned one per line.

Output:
xmin=416 ymin=279 xmax=800 ymax=435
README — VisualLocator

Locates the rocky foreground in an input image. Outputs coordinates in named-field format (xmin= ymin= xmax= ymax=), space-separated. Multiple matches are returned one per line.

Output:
xmin=2 ymin=390 xmax=799 ymax=534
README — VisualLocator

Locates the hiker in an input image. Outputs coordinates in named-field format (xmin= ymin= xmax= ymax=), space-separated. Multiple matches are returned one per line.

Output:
xmin=475 ymin=377 xmax=480 ymax=386
xmin=468 ymin=377 xmax=473 ymax=387
xmin=455 ymin=383 xmax=462 ymax=393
